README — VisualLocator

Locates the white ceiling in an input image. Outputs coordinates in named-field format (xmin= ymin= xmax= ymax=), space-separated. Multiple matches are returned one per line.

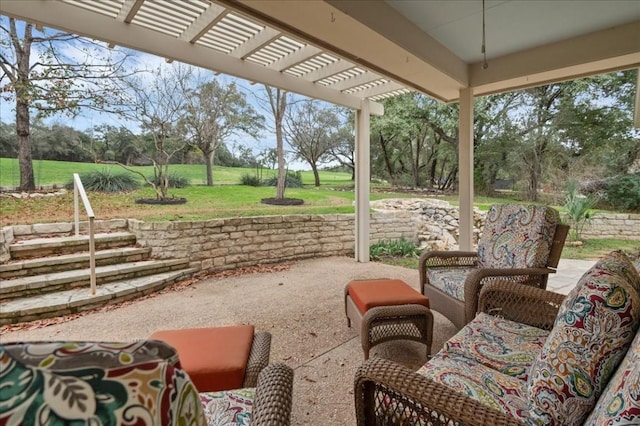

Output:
xmin=386 ymin=0 xmax=640 ymax=63
xmin=1 ymin=0 xmax=639 ymax=107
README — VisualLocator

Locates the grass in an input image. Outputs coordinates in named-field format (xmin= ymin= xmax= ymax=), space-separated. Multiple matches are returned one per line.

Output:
xmin=0 ymin=158 xmax=353 ymax=188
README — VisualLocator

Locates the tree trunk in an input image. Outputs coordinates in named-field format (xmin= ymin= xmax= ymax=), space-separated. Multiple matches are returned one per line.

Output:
xmin=276 ymin=121 xmax=285 ymax=199
xmin=16 ymin=98 xmax=34 ymax=191
xmin=204 ymin=150 xmax=214 ymax=186
xmin=311 ymin=163 xmax=320 ymax=187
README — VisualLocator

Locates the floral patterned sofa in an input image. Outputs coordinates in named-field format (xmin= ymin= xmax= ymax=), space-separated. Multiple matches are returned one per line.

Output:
xmin=355 ymin=250 xmax=640 ymax=425
xmin=0 ymin=339 xmax=293 ymax=425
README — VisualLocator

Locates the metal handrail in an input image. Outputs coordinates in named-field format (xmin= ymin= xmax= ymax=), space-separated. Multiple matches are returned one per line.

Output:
xmin=73 ymin=173 xmax=96 ymax=295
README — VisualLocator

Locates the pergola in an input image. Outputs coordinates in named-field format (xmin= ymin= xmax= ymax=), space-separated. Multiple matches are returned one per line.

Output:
xmin=2 ymin=0 xmax=639 ymax=261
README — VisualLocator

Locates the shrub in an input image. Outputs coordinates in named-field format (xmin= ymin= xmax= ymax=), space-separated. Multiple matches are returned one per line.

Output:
xmin=370 ymin=238 xmax=420 ymax=260
xmin=564 ymin=180 xmax=598 ymax=242
xmin=148 ymin=173 xmax=190 ymax=188
xmin=240 ymin=174 xmax=262 ymax=187
xmin=66 ymin=169 xmax=140 ymax=193
xmin=605 ymin=173 xmax=640 ymax=212
xmin=263 ymin=171 xmax=303 ymax=188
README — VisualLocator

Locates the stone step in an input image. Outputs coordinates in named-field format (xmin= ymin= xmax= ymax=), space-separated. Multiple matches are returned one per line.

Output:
xmin=0 ymin=268 xmax=198 ymax=325
xmin=0 ymin=259 xmax=191 ymax=300
xmin=8 ymin=232 xmax=137 ymax=259
xmin=0 ymin=247 xmax=151 ymax=279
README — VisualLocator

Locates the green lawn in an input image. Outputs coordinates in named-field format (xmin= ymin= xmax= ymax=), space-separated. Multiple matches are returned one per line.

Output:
xmin=0 ymin=158 xmax=353 ymax=187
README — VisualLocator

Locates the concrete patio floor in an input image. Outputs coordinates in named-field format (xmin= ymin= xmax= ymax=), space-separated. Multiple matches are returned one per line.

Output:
xmin=0 ymin=256 xmax=595 ymax=425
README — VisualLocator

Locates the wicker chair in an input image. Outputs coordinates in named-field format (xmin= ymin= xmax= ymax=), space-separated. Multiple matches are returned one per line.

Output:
xmin=420 ymin=204 xmax=568 ymax=329
xmin=354 ymin=280 xmax=566 ymax=426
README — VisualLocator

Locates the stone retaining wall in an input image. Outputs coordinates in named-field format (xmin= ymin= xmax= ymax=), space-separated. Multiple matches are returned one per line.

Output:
xmin=128 ymin=212 xmax=418 ymax=272
xmin=581 ymin=213 xmax=640 ymax=240
xmin=1 ymin=208 xmax=637 ymax=265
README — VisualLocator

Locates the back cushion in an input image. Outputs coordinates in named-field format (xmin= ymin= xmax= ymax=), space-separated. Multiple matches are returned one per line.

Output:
xmin=583 ymin=330 xmax=640 ymax=426
xmin=527 ymin=251 xmax=640 ymax=425
xmin=0 ymin=341 xmax=205 ymax=425
xmin=477 ymin=204 xmax=559 ymax=269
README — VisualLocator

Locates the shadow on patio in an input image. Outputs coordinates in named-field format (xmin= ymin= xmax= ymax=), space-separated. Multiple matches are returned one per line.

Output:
xmin=0 ymin=255 xmax=594 ymax=425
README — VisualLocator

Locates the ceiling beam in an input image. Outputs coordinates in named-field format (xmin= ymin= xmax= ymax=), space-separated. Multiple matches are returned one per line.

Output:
xmin=470 ymin=20 xmax=640 ymax=97
xmin=301 ymin=60 xmax=355 ymax=83
xmin=324 ymin=72 xmax=383 ymax=91
xmin=267 ymin=44 xmax=322 ymax=72
xmin=1 ymin=0 xmax=383 ymax=115
xmin=345 ymin=81 xmax=406 ymax=99
xmin=229 ymin=27 xmax=279 ymax=59
xmin=179 ymin=3 xmax=227 ymax=43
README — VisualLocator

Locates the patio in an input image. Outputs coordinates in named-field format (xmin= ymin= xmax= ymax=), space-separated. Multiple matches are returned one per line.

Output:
xmin=1 ymin=255 xmax=594 ymax=425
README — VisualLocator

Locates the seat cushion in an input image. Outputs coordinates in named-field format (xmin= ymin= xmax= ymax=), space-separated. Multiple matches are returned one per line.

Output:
xmin=426 ymin=266 xmax=477 ymax=301
xmin=527 ymin=251 xmax=640 ymax=426
xmin=416 ymin=352 xmax=529 ymax=422
xmin=444 ymin=312 xmax=550 ymax=381
xmin=347 ymin=279 xmax=429 ymax=315
xmin=477 ymin=204 xmax=559 ymax=269
xmin=584 ymin=330 xmax=640 ymax=426
xmin=0 ymin=342 xmax=205 ymax=425
xmin=151 ymin=325 xmax=255 ymax=392
xmin=200 ymin=388 xmax=255 ymax=426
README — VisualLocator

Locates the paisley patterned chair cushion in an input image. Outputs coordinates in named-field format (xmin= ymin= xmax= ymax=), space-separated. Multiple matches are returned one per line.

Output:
xmin=0 ymin=342 xmax=206 ymax=425
xmin=201 ymin=388 xmax=255 ymax=426
xmin=584 ymin=330 xmax=640 ymax=426
xmin=426 ymin=266 xmax=477 ymax=301
xmin=444 ymin=312 xmax=550 ymax=381
xmin=527 ymin=251 xmax=640 ymax=426
xmin=416 ymin=351 xmax=529 ymax=422
xmin=477 ymin=205 xmax=559 ymax=269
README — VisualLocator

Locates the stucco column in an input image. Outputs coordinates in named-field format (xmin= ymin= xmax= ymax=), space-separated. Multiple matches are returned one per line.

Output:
xmin=458 ymin=88 xmax=474 ymax=250
xmin=355 ymin=100 xmax=371 ymax=262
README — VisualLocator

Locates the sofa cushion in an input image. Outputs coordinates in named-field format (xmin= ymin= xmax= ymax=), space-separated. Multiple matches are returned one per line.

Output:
xmin=527 ymin=251 xmax=640 ymax=426
xmin=0 ymin=342 xmax=206 ymax=425
xmin=347 ymin=279 xmax=430 ymax=314
xmin=444 ymin=312 xmax=550 ymax=381
xmin=200 ymin=388 xmax=255 ymax=426
xmin=151 ymin=325 xmax=255 ymax=392
xmin=477 ymin=204 xmax=558 ymax=269
xmin=583 ymin=330 xmax=640 ymax=426
xmin=416 ymin=352 xmax=529 ymax=422
xmin=425 ymin=266 xmax=477 ymax=301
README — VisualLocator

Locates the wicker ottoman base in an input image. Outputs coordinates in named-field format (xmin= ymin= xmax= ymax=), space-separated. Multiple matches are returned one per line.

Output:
xmin=345 ymin=279 xmax=433 ymax=359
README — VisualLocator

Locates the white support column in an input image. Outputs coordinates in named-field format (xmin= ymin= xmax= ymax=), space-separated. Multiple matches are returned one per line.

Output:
xmin=458 ymin=88 xmax=474 ymax=251
xmin=355 ymin=100 xmax=371 ymax=262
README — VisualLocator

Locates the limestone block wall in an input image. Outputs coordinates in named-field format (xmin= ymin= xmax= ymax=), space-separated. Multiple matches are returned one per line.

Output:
xmin=581 ymin=213 xmax=640 ymax=240
xmin=128 ymin=211 xmax=418 ymax=272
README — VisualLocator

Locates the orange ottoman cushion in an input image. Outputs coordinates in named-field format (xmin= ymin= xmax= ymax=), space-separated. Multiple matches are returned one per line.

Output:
xmin=150 ymin=325 xmax=254 ymax=392
xmin=348 ymin=279 xmax=430 ymax=315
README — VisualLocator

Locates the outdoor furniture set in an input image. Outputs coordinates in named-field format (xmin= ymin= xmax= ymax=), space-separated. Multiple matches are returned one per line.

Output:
xmin=345 ymin=204 xmax=567 ymax=359
xmin=354 ymin=249 xmax=640 ymax=425
xmin=1 ymin=326 xmax=293 ymax=425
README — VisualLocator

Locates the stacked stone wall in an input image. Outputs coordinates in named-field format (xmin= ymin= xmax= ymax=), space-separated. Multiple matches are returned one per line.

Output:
xmin=581 ymin=213 xmax=640 ymax=240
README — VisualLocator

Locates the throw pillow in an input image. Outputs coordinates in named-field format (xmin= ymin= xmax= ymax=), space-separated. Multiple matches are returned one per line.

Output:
xmin=527 ymin=250 xmax=640 ymax=426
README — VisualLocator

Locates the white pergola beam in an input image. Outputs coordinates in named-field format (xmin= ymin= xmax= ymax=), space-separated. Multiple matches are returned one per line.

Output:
xmin=179 ymin=3 xmax=227 ymax=43
xmin=325 ymin=71 xmax=381 ymax=91
xmin=345 ymin=81 xmax=405 ymax=99
xmin=268 ymin=44 xmax=322 ymax=72
xmin=230 ymin=27 xmax=279 ymax=58
xmin=1 ymin=0 xmax=383 ymax=115
xmin=355 ymin=100 xmax=371 ymax=262
xmin=458 ymin=87 xmax=474 ymax=251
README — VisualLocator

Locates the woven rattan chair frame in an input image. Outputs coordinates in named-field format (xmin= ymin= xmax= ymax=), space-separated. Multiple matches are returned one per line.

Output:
xmin=345 ymin=284 xmax=434 ymax=359
xmin=420 ymin=224 xmax=569 ymax=329
xmin=251 ymin=362 xmax=294 ymax=426
xmin=354 ymin=280 xmax=567 ymax=425
xmin=243 ymin=331 xmax=272 ymax=387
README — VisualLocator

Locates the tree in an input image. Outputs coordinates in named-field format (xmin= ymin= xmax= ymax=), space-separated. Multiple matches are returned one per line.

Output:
xmin=180 ymin=77 xmax=263 ymax=186
xmin=108 ymin=65 xmax=190 ymax=200
xmin=285 ymin=99 xmax=342 ymax=187
xmin=0 ymin=18 xmax=132 ymax=190
xmin=329 ymin=108 xmax=356 ymax=180
xmin=262 ymin=86 xmax=289 ymax=199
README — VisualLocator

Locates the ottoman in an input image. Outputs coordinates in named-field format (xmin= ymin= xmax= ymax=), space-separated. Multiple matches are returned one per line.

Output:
xmin=345 ymin=279 xmax=433 ymax=359
xmin=150 ymin=325 xmax=271 ymax=392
